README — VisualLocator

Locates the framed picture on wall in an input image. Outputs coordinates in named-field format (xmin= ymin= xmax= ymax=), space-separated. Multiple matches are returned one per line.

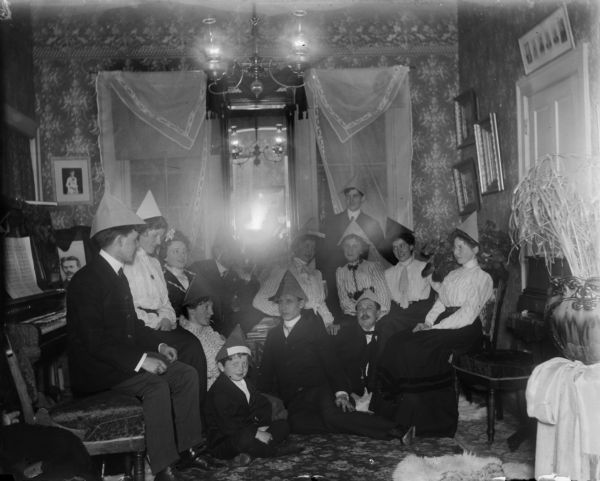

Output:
xmin=474 ymin=113 xmax=505 ymax=195
xmin=453 ymin=158 xmax=480 ymax=216
xmin=518 ymin=5 xmax=575 ymax=75
xmin=453 ymin=89 xmax=478 ymax=149
xmin=52 ymin=156 xmax=92 ymax=205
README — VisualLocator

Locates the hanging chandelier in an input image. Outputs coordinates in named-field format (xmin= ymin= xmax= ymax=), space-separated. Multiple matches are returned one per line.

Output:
xmin=201 ymin=6 xmax=311 ymax=96
xmin=230 ymin=121 xmax=286 ymax=166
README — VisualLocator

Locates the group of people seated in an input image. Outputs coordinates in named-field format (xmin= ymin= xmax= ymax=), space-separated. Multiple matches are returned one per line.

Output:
xmin=65 ymin=180 xmax=493 ymax=481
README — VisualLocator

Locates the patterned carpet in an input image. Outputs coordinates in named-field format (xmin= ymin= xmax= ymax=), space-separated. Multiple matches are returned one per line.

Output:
xmin=176 ymin=401 xmax=536 ymax=480
xmin=181 ymin=433 xmax=463 ymax=481
xmin=128 ymin=396 xmax=534 ymax=481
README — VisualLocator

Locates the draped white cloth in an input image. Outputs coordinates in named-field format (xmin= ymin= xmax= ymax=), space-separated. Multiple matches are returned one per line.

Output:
xmin=526 ymin=357 xmax=600 ymax=480
xmin=304 ymin=66 xmax=412 ymax=230
xmin=96 ymin=71 xmax=221 ymax=258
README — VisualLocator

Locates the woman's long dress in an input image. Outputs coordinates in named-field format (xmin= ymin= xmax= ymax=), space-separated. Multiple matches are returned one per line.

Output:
xmin=372 ymin=259 xmax=493 ymax=437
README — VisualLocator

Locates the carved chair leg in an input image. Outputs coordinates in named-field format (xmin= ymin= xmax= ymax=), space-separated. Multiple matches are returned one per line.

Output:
xmin=495 ymin=391 xmax=504 ymax=420
xmin=133 ymin=451 xmax=145 ymax=481
xmin=487 ymin=388 xmax=495 ymax=444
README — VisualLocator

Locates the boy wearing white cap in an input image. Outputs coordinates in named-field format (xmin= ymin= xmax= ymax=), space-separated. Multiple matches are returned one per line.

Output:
xmin=66 ymin=192 xmax=205 ymax=481
xmin=205 ymin=326 xmax=300 ymax=464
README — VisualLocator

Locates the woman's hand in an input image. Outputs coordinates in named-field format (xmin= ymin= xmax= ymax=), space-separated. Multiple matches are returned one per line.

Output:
xmin=255 ymin=429 xmax=273 ymax=444
xmin=412 ymin=323 xmax=432 ymax=333
xmin=157 ymin=318 xmax=175 ymax=331
xmin=326 ymin=324 xmax=340 ymax=335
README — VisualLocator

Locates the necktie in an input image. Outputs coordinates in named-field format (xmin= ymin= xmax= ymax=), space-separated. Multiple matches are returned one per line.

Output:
xmin=398 ymin=265 xmax=409 ymax=309
xmin=118 ymin=267 xmax=128 ymax=285
xmin=363 ymin=330 xmax=376 ymax=345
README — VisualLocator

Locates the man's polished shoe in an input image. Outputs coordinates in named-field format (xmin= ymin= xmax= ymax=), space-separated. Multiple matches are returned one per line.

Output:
xmin=388 ymin=425 xmax=416 ymax=446
xmin=154 ymin=465 xmax=184 ymax=481
xmin=177 ymin=448 xmax=214 ymax=471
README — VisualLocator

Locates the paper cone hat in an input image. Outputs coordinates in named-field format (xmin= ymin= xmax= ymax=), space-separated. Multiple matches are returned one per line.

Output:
xmin=183 ymin=274 xmax=215 ymax=307
xmin=454 ymin=212 xmax=479 ymax=245
xmin=385 ymin=217 xmax=413 ymax=240
xmin=337 ymin=220 xmax=373 ymax=247
xmin=296 ymin=217 xmax=325 ymax=239
xmin=356 ymin=289 xmax=381 ymax=308
xmin=269 ymin=270 xmax=308 ymax=302
xmin=136 ymin=190 xmax=162 ymax=220
xmin=216 ymin=325 xmax=251 ymax=363
xmin=90 ymin=192 xmax=145 ymax=238
xmin=340 ymin=173 xmax=366 ymax=196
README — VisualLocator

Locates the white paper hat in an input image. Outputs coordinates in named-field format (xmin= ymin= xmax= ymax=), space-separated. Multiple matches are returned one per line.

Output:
xmin=136 ymin=190 xmax=162 ymax=220
xmin=91 ymin=192 xmax=145 ymax=238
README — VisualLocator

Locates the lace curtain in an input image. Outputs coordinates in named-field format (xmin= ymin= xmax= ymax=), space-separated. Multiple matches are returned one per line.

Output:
xmin=305 ymin=66 xmax=412 ymax=233
xmin=96 ymin=71 xmax=223 ymax=258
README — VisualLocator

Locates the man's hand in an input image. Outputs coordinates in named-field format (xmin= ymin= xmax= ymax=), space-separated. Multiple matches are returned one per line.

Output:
xmin=255 ymin=429 xmax=273 ymax=444
xmin=412 ymin=323 xmax=432 ymax=333
xmin=158 ymin=344 xmax=178 ymax=362
xmin=326 ymin=324 xmax=340 ymax=336
xmin=157 ymin=318 xmax=175 ymax=331
xmin=141 ymin=356 xmax=168 ymax=375
xmin=335 ymin=393 xmax=355 ymax=413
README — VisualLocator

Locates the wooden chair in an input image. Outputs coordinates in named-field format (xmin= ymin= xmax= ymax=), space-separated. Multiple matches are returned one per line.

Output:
xmin=452 ymin=277 xmax=536 ymax=445
xmin=4 ymin=327 xmax=146 ymax=481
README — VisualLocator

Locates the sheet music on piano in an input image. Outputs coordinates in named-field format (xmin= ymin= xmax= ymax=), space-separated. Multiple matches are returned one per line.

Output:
xmin=4 ymin=236 xmax=43 ymax=299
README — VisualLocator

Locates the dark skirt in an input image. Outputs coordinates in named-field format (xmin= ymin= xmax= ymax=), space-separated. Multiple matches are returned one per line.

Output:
xmin=371 ymin=310 xmax=483 ymax=437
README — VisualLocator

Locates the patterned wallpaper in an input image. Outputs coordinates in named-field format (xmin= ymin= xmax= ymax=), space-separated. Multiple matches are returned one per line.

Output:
xmin=30 ymin=2 xmax=460 ymax=246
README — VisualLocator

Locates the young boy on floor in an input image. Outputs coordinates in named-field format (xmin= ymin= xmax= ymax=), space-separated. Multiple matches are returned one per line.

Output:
xmin=205 ymin=325 xmax=302 ymax=465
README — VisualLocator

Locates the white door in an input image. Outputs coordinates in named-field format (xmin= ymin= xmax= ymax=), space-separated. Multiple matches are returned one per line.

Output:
xmin=516 ymin=43 xmax=591 ymax=287
xmin=517 ymin=43 xmax=591 ymax=179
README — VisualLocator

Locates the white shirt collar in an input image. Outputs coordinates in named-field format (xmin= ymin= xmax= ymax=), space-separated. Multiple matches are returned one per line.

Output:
xmin=100 ymin=249 xmax=124 ymax=275
xmin=464 ymin=258 xmax=479 ymax=269
xmin=283 ymin=314 xmax=301 ymax=335
xmin=397 ymin=256 xmax=414 ymax=268
xmin=348 ymin=209 xmax=361 ymax=220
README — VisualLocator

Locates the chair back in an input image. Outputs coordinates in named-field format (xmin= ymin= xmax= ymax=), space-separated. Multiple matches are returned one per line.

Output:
xmin=479 ymin=278 xmax=506 ymax=351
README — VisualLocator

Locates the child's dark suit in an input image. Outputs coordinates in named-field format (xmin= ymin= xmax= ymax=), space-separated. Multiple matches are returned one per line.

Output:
xmin=205 ymin=373 xmax=289 ymax=459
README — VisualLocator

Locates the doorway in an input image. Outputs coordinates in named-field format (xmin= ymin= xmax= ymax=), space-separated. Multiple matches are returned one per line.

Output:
xmin=225 ymin=108 xmax=295 ymax=267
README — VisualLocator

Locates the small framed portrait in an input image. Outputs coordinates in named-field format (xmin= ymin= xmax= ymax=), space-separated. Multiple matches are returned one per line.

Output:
xmin=57 ymin=240 xmax=86 ymax=284
xmin=52 ymin=157 xmax=92 ymax=205
xmin=518 ymin=5 xmax=575 ymax=75
xmin=474 ymin=113 xmax=505 ymax=195
xmin=453 ymin=158 xmax=480 ymax=216
xmin=453 ymin=90 xmax=478 ymax=149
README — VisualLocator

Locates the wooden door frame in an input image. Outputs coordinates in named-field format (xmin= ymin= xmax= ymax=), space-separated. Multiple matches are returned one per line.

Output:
xmin=515 ymin=42 xmax=591 ymax=289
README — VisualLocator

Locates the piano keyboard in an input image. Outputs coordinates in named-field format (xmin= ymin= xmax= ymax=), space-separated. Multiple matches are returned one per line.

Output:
xmin=22 ymin=310 xmax=67 ymax=335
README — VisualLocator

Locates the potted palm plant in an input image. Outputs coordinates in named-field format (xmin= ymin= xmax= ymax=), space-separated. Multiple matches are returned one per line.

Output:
xmin=510 ymin=153 xmax=600 ymax=364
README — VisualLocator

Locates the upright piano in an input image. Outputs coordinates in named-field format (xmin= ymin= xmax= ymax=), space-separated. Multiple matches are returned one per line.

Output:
xmin=4 ymin=289 xmax=67 ymax=392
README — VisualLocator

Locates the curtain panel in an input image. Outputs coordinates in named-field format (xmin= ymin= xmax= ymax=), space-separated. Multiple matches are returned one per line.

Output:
xmin=96 ymin=71 xmax=216 ymax=256
xmin=305 ymin=66 xmax=412 ymax=236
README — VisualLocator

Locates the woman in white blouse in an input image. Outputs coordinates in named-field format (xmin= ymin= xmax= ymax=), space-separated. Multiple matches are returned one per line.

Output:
xmin=180 ymin=274 xmax=226 ymax=389
xmin=373 ymin=218 xmax=493 ymax=438
xmin=335 ymin=233 xmax=391 ymax=325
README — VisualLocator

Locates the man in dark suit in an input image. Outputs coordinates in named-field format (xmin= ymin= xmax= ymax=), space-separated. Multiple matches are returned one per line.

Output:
xmin=258 ymin=272 xmax=408 ymax=441
xmin=333 ymin=290 xmax=383 ymax=400
xmin=188 ymin=233 xmax=261 ymax=336
xmin=67 ymin=193 xmax=206 ymax=481
xmin=317 ymin=176 xmax=386 ymax=318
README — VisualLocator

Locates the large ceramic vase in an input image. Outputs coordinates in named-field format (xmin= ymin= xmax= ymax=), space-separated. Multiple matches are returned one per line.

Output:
xmin=545 ymin=276 xmax=600 ymax=364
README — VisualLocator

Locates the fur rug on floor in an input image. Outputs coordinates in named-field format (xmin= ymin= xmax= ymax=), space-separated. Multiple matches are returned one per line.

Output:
xmin=457 ymin=395 xmax=487 ymax=421
xmin=392 ymin=452 xmax=534 ymax=481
